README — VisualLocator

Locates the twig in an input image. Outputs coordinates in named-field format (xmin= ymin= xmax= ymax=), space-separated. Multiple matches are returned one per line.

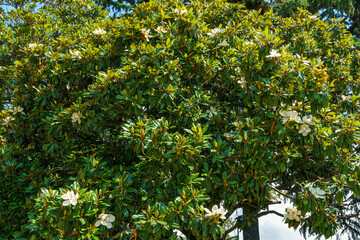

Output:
xmin=337 ymin=213 xmax=360 ymax=220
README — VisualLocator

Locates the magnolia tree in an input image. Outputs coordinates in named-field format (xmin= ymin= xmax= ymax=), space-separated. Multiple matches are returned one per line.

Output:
xmin=1 ymin=0 xmax=360 ymax=239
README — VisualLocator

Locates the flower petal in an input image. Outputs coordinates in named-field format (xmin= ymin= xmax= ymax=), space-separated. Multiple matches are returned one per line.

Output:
xmin=106 ymin=222 xmax=112 ymax=229
xmin=280 ymin=111 xmax=287 ymax=117
xmin=212 ymin=205 xmax=219 ymax=212
xmin=70 ymin=199 xmax=77 ymax=206
xmin=95 ymin=220 xmax=101 ymax=227
xmin=108 ymin=214 xmax=115 ymax=222
xmin=218 ymin=206 xmax=225 ymax=214
xmin=61 ymin=194 xmax=69 ymax=200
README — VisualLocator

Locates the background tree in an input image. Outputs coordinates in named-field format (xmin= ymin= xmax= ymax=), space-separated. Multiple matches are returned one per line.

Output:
xmin=96 ymin=0 xmax=360 ymax=37
xmin=94 ymin=0 xmax=146 ymax=12
xmin=1 ymin=0 xmax=360 ymax=240
xmin=234 ymin=0 xmax=360 ymax=48
xmin=96 ymin=0 xmax=360 ymax=48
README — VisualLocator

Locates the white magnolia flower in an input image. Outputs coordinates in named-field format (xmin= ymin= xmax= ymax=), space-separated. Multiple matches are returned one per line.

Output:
xmin=28 ymin=43 xmax=43 ymax=49
xmin=299 ymin=123 xmax=311 ymax=136
xmin=9 ymin=106 xmax=24 ymax=115
xmin=284 ymin=206 xmax=301 ymax=221
xmin=280 ymin=110 xmax=301 ymax=123
xmin=29 ymin=43 xmax=37 ymax=48
xmin=93 ymin=28 xmax=106 ymax=35
xmin=266 ymin=49 xmax=281 ymax=58
xmin=204 ymin=205 xmax=226 ymax=219
xmin=95 ymin=213 xmax=116 ymax=229
xmin=207 ymin=28 xmax=222 ymax=37
xmin=174 ymin=8 xmax=187 ymax=16
xmin=301 ymin=116 xmax=316 ymax=125
xmin=71 ymin=112 xmax=82 ymax=124
xmin=237 ymin=77 xmax=246 ymax=87
xmin=155 ymin=26 xmax=167 ymax=34
xmin=2 ymin=116 xmax=13 ymax=126
xmin=206 ymin=106 xmax=217 ymax=118
xmin=342 ymin=95 xmax=352 ymax=102
xmin=61 ymin=190 xmax=79 ymax=206
xmin=70 ymin=50 xmax=81 ymax=59
xmin=309 ymin=186 xmax=326 ymax=199
xmin=218 ymin=40 xmax=229 ymax=47
xmin=141 ymin=28 xmax=152 ymax=42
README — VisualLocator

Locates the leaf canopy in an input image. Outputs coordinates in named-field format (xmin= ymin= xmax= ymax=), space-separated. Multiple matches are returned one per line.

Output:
xmin=1 ymin=0 xmax=360 ymax=239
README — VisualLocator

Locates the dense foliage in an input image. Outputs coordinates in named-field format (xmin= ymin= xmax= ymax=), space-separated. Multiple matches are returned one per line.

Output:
xmin=272 ymin=0 xmax=360 ymax=43
xmin=97 ymin=0 xmax=360 ymax=48
xmin=1 ymin=0 xmax=360 ymax=239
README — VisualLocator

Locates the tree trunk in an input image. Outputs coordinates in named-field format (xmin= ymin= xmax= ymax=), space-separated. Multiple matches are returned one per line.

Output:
xmin=242 ymin=207 xmax=260 ymax=240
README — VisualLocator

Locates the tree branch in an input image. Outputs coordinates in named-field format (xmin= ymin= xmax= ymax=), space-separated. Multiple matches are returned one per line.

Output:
xmin=337 ymin=213 xmax=360 ymax=220
xmin=269 ymin=185 xmax=295 ymax=199
xmin=223 ymin=201 xmax=283 ymax=237
xmin=255 ymin=210 xmax=284 ymax=218
xmin=224 ymin=223 xmax=241 ymax=238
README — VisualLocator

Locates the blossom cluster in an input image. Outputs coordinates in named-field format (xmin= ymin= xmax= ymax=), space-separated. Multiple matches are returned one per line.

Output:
xmin=3 ymin=109 xmax=82 ymax=127
xmin=174 ymin=8 xmax=187 ymax=16
xmin=342 ymin=95 xmax=352 ymax=102
xmin=140 ymin=25 xmax=168 ymax=42
xmin=2 ymin=106 xmax=25 ymax=126
xmin=283 ymin=185 xmax=326 ymax=224
xmin=2 ymin=116 xmax=13 ymax=126
xmin=141 ymin=28 xmax=153 ymax=42
xmin=10 ymin=106 xmax=25 ymax=115
xmin=39 ymin=187 xmax=116 ymax=229
xmin=279 ymin=110 xmax=316 ymax=136
xmin=155 ymin=26 xmax=167 ymax=34
xmin=93 ymin=27 xmax=106 ymax=35
xmin=70 ymin=50 xmax=82 ymax=59
xmin=61 ymin=190 xmax=115 ymax=228
xmin=61 ymin=189 xmax=116 ymax=228
xmin=28 ymin=43 xmax=44 ymax=49
xmin=207 ymin=28 xmax=222 ymax=37
xmin=266 ymin=49 xmax=281 ymax=58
